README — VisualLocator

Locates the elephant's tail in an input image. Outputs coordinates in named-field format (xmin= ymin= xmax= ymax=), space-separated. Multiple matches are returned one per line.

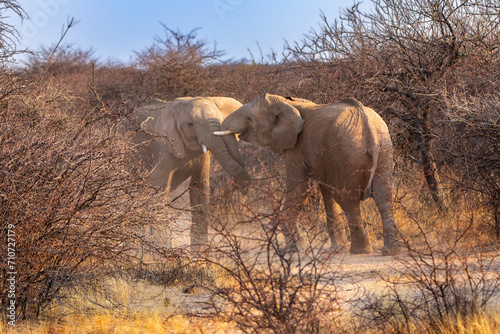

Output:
xmin=362 ymin=150 xmax=378 ymax=200
xmin=362 ymin=113 xmax=381 ymax=201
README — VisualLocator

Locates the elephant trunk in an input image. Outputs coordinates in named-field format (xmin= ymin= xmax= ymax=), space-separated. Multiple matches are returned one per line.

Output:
xmin=202 ymin=120 xmax=251 ymax=187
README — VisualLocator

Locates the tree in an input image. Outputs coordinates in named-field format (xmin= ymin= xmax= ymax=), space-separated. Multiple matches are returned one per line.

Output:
xmin=134 ymin=25 xmax=225 ymax=99
xmin=25 ymin=44 xmax=97 ymax=76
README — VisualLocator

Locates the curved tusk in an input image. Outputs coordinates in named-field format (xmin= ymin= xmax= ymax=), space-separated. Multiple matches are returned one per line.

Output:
xmin=213 ymin=130 xmax=234 ymax=136
xmin=202 ymin=144 xmax=208 ymax=153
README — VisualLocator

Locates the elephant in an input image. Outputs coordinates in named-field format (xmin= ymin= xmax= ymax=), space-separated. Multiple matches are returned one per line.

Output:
xmin=129 ymin=96 xmax=252 ymax=249
xmin=215 ymin=93 xmax=401 ymax=255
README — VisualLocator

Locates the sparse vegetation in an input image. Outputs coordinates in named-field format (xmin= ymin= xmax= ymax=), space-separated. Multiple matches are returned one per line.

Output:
xmin=1 ymin=0 xmax=500 ymax=333
xmin=357 ymin=222 xmax=500 ymax=333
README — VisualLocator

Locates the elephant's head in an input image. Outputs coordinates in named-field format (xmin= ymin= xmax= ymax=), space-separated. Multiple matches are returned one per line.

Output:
xmin=140 ymin=97 xmax=252 ymax=186
xmin=215 ymin=93 xmax=304 ymax=153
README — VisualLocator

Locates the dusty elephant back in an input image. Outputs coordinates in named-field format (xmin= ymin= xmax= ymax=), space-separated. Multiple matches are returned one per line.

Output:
xmin=297 ymin=99 xmax=390 ymax=202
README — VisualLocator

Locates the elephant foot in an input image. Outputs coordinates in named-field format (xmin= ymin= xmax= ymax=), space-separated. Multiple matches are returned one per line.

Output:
xmin=330 ymin=232 xmax=349 ymax=254
xmin=381 ymin=238 xmax=404 ymax=256
xmin=349 ymin=225 xmax=372 ymax=255
xmin=330 ymin=242 xmax=349 ymax=254
xmin=350 ymin=242 xmax=373 ymax=255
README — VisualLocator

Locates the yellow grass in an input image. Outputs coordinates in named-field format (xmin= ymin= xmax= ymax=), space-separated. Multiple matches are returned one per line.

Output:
xmin=3 ymin=309 xmax=499 ymax=334
xmin=437 ymin=312 xmax=500 ymax=334
xmin=0 ymin=274 xmax=235 ymax=334
xmin=0 ymin=313 xmax=226 ymax=334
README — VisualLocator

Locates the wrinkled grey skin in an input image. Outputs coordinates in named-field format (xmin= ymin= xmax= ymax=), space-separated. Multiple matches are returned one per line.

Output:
xmin=218 ymin=93 xmax=401 ymax=255
xmin=130 ymin=97 xmax=251 ymax=249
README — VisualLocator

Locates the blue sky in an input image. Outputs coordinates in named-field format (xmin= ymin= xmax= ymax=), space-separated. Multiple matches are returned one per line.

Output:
xmin=9 ymin=0 xmax=361 ymax=63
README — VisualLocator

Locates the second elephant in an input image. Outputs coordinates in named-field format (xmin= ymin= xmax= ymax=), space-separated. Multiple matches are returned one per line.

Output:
xmin=216 ymin=93 xmax=401 ymax=255
xmin=130 ymin=96 xmax=252 ymax=249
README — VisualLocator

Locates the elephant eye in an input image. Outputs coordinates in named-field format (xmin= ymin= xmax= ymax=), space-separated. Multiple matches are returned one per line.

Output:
xmin=271 ymin=116 xmax=279 ymax=127
xmin=187 ymin=122 xmax=194 ymax=127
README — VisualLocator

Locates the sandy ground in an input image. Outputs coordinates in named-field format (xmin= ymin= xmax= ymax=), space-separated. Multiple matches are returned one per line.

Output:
xmin=126 ymin=248 xmax=500 ymax=325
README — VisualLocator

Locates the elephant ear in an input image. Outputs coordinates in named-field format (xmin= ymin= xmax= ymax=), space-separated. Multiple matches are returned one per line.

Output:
xmin=270 ymin=101 xmax=304 ymax=153
xmin=145 ymin=102 xmax=185 ymax=159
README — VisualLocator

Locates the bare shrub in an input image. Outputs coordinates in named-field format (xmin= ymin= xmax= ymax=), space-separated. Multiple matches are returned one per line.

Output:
xmin=134 ymin=25 xmax=225 ymax=99
xmin=206 ymin=62 xmax=303 ymax=103
xmin=189 ymin=154 xmax=349 ymax=334
xmin=93 ymin=63 xmax=146 ymax=107
xmin=202 ymin=213 xmax=342 ymax=333
xmin=0 ymin=72 xmax=163 ymax=320
xmin=25 ymin=44 xmax=97 ymax=78
xmin=357 ymin=219 xmax=500 ymax=333
xmin=441 ymin=85 xmax=500 ymax=238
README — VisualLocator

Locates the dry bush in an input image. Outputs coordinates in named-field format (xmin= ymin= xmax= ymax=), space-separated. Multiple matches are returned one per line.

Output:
xmin=134 ymin=25 xmax=224 ymax=99
xmin=206 ymin=62 xmax=303 ymax=103
xmin=22 ymin=44 xmax=99 ymax=123
xmin=439 ymin=67 xmax=500 ymax=237
xmin=25 ymin=44 xmax=150 ymax=116
xmin=356 ymin=222 xmax=500 ymax=333
xmin=25 ymin=45 xmax=97 ymax=78
xmin=132 ymin=25 xmax=306 ymax=104
xmin=0 ymin=70 xmax=166 ymax=320
xmin=93 ymin=64 xmax=146 ymax=107
xmin=194 ymin=151 xmax=371 ymax=334
xmin=201 ymin=178 xmax=345 ymax=334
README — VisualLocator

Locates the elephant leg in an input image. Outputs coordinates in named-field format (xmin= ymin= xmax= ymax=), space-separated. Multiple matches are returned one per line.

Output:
xmin=161 ymin=172 xmax=175 ymax=249
xmin=344 ymin=202 xmax=373 ymax=254
xmin=372 ymin=173 xmax=402 ymax=255
xmin=188 ymin=156 xmax=211 ymax=250
xmin=280 ymin=153 xmax=311 ymax=252
xmin=320 ymin=186 xmax=348 ymax=252
xmin=281 ymin=187 xmax=308 ymax=252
